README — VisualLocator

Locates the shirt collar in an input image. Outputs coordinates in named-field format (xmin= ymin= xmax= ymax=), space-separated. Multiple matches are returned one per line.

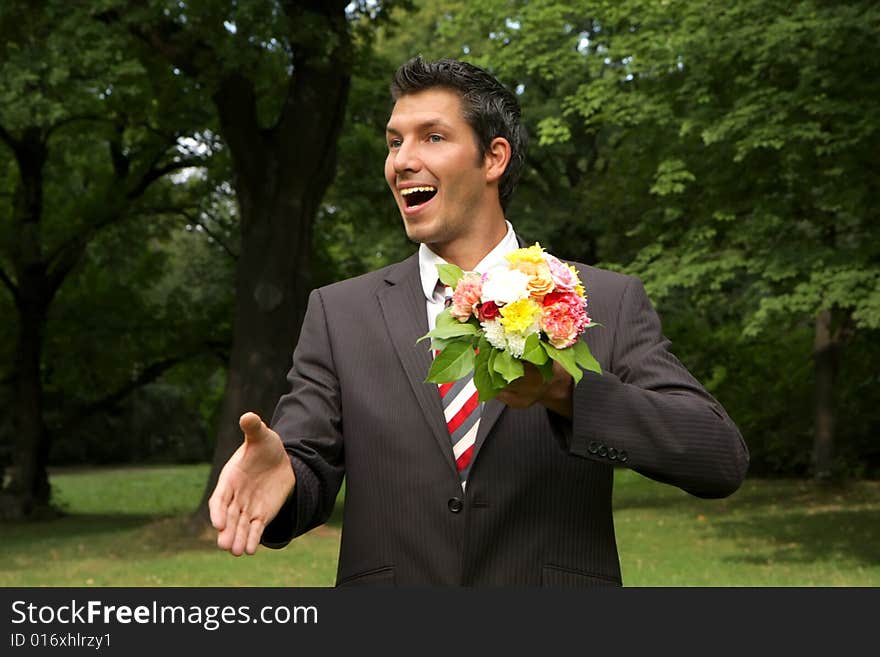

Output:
xmin=418 ymin=221 xmax=519 ymax=301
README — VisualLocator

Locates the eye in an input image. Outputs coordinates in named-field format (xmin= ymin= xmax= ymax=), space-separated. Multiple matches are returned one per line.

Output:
xmin=388 ymin=138 xmax=402 ymax=149
xmin=428 ymin=134 xmax=443 ymax=143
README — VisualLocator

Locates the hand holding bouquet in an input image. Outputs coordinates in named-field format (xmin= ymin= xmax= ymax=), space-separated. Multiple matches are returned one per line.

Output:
xmin=420 ymin=243 xmax=601 ymax=401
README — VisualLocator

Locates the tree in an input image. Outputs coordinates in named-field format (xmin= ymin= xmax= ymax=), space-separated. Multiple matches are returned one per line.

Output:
xmin=97 ymin=1 xmax=414 ymax=521
xmin=438 ymin=0 xmax=880 ymax=479
xmin=0 ymin=0 xmax=220 ymax=516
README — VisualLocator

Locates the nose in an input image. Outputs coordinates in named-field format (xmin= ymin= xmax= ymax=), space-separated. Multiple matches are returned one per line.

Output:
xmin=392 ymin=140 xmax=422 ymax=174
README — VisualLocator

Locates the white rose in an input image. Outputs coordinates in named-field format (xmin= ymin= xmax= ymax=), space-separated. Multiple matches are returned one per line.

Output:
xmin=480 ymin=266 xmax=530 ymax=306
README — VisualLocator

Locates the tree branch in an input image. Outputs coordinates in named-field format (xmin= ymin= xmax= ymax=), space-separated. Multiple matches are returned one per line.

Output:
xmin=177 ymin=210 xmax=238 ymax=260
xmin=56 ymin=354 xmax=191 ymax=435
xmin=44 ymin=154 xmax=208 ymax=296
xmin=0 ymin=266 xmax=21 ymax=307
xmin=45 ymin=115 xmax=114 ymax=141
xmin=127 ymin=157 xmax=208 ymax=200
xmin=44 ymin=208 xmax=128 ymax=298
xmin=97 ymin=6 xmax=208 ymax=79
xmin=141 ymin=206 xmax=238 ymax=260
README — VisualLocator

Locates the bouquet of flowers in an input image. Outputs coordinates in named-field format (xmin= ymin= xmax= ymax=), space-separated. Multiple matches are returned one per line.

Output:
xmin=419 ymin=243 xmax=601 ymax=401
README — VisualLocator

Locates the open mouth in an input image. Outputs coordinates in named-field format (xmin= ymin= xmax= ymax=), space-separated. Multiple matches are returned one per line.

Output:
xmin=400 ymin=185 xmax=438 ymax=209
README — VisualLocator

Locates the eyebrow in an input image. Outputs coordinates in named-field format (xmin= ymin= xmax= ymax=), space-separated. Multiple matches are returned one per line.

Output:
xmin=385 ymin=119 xmax=455 ymax=135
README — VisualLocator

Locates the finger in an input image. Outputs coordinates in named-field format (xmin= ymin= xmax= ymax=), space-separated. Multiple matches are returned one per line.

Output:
xmin=231 ymin=508 xmax=252 ymax=556
xmin=217 ymin=502 xmax=241 ymax=552
xmin=245 ymin=518 xmax=265 ymax=555
xmin=240 ymin=411 xmax=271 ymax=444
xmin=208 ymin=478 xmax=232 ymax=530
xmin=496 ymin=390 xmax=530 ymax=410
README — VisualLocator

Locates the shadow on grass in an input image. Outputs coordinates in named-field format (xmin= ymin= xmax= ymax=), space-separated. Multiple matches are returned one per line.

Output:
xmin=0 ymin=495 xmax=346 ymax=565
xmin=0 ymin=513 xmax=161 ymax=545
xmin=613 ymin=476 xmax=877 ymax=512
xmin=713 ymin=508 xmax=880 ymax=567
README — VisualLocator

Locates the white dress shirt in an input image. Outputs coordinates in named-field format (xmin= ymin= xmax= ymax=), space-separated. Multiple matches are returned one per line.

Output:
xmin=418 ymin=221 xmax=520 ymax=330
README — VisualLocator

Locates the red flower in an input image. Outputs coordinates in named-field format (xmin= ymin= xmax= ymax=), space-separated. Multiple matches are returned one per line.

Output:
xmin=478 ymin=300 xmax=500 ymax=321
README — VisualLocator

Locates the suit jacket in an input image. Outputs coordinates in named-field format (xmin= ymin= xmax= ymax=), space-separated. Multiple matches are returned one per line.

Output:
xmin=261 ymin=252 xmax=749 ymax=587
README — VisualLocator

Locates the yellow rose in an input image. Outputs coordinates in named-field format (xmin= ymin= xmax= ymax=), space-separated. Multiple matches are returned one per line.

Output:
xmin=505 ymin=243 xmax=546 ymax=265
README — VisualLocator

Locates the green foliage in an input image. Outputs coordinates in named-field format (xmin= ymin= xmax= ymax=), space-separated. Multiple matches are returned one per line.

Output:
xmin=432 ymin=0 xmax=880 ymax=476
xmin=312 ymin=35 xmax=416 ymax=283
xmin=0 ymin=1 xmax=231 ymax=468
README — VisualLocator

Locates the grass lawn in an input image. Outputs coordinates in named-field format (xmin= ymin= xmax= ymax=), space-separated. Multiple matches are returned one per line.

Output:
xmin=1 ymin=464 xmax=878 ymax=587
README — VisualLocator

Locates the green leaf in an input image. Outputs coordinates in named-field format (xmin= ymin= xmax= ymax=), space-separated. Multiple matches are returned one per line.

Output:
xmin=437 ymin=264 xmax=464 ymax=289
xmin=429 ymin=337 xmax=453 ymax=352
xmin=423 ymin=322 xmax=478 ymax=340
xmin=486 ymin=349 xmax=507 ymax=389
xmin=435 ymin=309 xmax=458 ymax=328
xmin=425 ymin=341 xmax=475 ymax=384
xmin=493 ymin=348 xmax=525 ymax=383
xmin=521 ymin=333 xmax=548 ymax=365
xmin=417 ymin=311 xmax=476 ymax=343
xmin=572 ymin=340 xmax=602 ymax=375
xmin=473 ymin=339 xmax=501 ymax=402
xmin=544 ymin=342 xmax=583 ymax=384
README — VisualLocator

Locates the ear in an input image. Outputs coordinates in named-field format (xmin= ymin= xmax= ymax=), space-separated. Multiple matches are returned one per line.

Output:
xmin=483 ymin=137 xmax=512 ymax=184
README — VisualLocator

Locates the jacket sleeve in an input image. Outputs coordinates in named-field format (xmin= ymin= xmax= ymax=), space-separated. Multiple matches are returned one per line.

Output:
xmin=566 ymin=275 xmax=749 ymax=498
xmin=261 ymin=289 xmax=345 ymax=548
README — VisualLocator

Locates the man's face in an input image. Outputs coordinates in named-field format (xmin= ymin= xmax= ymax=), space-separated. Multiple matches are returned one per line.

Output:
xmin=384 ymin=88 xmax=494 ymax=250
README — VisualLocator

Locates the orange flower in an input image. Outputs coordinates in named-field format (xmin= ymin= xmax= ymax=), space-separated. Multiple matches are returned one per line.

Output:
xmin=512 ymin=260 xmax=554 ymax=300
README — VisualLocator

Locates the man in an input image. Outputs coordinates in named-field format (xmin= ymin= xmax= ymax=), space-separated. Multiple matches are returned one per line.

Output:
xmin=209 ymin=57 xmax=749 ymax=587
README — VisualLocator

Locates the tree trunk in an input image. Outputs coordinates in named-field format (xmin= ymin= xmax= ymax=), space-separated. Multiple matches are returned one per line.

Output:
xmin=193 ymin=9 xmax=353 ymax=524
xmin=1 ymin=128 xmax=53 ymax=519
xmin=3 ymin=287 xmax=51 ymax=518
xmin=812 ymin=308 xmax=837 ymax=481
xmin=194 ymin=188 xmax=319 ymax=523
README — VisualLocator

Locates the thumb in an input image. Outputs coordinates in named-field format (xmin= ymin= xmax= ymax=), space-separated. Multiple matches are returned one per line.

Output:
xmin=239 ymin=411 xmax=271 ymax=444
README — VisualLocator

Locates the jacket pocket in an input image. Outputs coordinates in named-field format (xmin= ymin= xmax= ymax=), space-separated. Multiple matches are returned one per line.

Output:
xmin=336 ymin=565 xmax=396 ymax=587
xmin=542 ymin=564 xmax=621 ymax=588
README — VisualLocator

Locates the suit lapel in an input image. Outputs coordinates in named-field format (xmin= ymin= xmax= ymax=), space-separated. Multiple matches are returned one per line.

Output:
xmin=378 ymin=254 xmax=459 ymax=476
xmin=378 ymin=235 xmax=532 ymax=475
xmin=474 ymin=398 xmax=504 ymax=455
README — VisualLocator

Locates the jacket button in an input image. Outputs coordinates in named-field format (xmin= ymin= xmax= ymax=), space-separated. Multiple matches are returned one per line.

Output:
xmin=588 ymin=441 xmax=599 ymax=454
xmin=597 ymin=444 xmax=608 ymax=457
xmin=448 ymin=497 xmax=464 ymax=513
xmin=618 ymin=450 xmax=628 ymax=463
xmin=608 ymin=447 xmax=618 ymax=460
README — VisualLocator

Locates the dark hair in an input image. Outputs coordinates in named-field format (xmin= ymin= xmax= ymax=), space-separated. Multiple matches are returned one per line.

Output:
xmin=390 ymin=57 xmax=527 ymax=212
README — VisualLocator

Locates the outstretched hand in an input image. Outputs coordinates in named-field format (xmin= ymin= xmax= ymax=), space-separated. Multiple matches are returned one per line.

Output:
xmin=208 ymin=412 xmax=296 ymax=556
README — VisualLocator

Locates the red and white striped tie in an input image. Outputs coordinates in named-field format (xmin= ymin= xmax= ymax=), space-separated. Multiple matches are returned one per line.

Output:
xmin=436 ymin=284 xmax=481 ymax=488
xmin=439 ymin=376 xmax=481 ymax=487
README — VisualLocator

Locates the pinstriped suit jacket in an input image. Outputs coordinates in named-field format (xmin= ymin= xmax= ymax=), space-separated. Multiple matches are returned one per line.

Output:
xmin=262 ymin=251 xmax=749 ymax=586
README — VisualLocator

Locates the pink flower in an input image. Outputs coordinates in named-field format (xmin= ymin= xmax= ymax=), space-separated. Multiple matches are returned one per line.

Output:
xmin=541 ymin=292 xmax=589 ymax=348
xmin=450 ymin=273 xmax=483 ymax=322
xmin=545 ymin=254 xmax=580 ymax=293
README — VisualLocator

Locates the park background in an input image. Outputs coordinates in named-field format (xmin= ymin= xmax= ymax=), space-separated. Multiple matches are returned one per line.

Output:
xmin=0 ymin=0 xmax=877 ymax=586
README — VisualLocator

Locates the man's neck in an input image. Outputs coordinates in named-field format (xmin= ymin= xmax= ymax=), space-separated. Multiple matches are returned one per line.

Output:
xmin=431 ymin=218 xmax=509 ymax=272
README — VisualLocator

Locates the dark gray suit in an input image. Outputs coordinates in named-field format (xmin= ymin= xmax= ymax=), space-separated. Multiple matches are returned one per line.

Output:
xmin=262 ymin=252 xmax=749 ymax=586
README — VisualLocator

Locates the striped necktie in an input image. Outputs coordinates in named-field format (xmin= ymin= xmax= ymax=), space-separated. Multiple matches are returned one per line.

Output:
xmin=435 ymin=284 xmax=482 ymax=488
